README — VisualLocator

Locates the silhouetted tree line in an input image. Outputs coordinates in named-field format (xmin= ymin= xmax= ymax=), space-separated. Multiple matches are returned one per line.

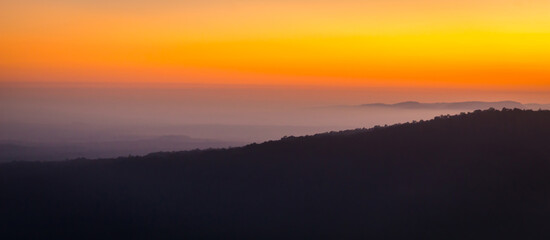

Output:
xmin=1 ymin=109 xmax=550 ymax=239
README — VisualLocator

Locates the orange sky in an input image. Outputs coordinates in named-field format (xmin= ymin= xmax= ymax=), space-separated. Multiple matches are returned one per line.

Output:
xmin=2 ymin=0 xmax=550 ymax=92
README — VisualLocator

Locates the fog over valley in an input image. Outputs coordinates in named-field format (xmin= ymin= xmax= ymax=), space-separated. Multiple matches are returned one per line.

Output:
xmin=1 ymin=84 xmax=549 ymax=162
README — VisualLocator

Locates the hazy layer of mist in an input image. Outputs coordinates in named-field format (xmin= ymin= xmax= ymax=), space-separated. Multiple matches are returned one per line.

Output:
xmin=1 ymin=84 xmax=548 ymax=161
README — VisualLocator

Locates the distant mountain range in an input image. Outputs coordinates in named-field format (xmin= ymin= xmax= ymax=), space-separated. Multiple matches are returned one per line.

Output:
xmin=0 ymin=135 xmax=243 ymax=163
xmin=2 ymin=109 xmax=550 ymax=238
xmin=358 ymin=101 xmax=550 ymax=110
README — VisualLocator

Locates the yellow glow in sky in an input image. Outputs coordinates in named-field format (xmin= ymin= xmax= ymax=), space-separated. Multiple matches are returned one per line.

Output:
xmin=2 ymin=0 xmax=550 ymax=90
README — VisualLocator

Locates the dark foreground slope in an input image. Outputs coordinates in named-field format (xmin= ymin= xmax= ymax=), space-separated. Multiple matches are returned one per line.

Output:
xmin=2 ymin=109 xmax=550 ymax=239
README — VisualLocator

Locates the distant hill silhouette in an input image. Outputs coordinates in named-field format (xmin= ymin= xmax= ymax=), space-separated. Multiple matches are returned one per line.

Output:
xmin=2 ymin=109 xmax=550 ymax=239
xmin=0 ymin=135 xmax=243 ymax=163
xmin=359 ymin=100 xmax=550 ymax=110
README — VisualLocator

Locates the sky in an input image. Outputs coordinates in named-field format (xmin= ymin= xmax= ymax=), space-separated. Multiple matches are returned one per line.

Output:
xmin=2 ymin=0 xmax=550 ymax=94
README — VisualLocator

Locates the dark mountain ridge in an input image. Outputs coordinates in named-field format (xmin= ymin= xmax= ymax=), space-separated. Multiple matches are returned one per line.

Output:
xmin=2 ymin=108 xmax=550 ymax=239
xmin=0 ymin=135 xmax=242 ymax=163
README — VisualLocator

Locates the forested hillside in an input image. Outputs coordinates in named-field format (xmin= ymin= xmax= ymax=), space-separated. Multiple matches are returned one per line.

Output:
xmin=2 ymin=109 xmax=550 ymax=239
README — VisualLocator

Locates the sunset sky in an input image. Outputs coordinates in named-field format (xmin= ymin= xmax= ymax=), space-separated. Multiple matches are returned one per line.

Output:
xmin=1 ymin=0 xmax=550 ymax=101
xmin=2 ymin=0 xmax=550 ymax=152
